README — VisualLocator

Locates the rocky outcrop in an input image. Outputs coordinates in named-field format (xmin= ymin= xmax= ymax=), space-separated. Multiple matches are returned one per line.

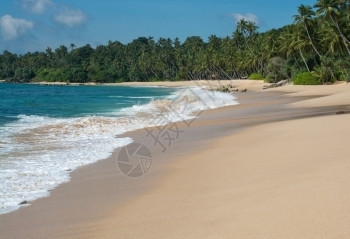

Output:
xmin=216 ymin=84 xmax=248 ymax=93
xmin=216 ymin=84 xmax=235 ymax=93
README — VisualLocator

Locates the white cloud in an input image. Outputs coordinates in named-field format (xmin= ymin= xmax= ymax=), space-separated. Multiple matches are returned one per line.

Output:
xmin=0 ymin=15 xmax=34 ymax=41
xmin=54 ymin=8 xmax=87 ymax=27
xmin=22 ymin=0 xmax=53 ymax=14
xmin=231 ymin=13 xmax=259 ymax=25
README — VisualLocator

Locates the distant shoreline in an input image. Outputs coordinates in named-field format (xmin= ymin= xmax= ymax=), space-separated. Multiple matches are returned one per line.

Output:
xmin=1 ymin=79 xmax=271 ymax=92
xmin=29 ymin=81 xmax=103 ymax=86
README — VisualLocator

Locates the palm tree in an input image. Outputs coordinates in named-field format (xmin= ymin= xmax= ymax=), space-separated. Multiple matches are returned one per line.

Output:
xmin=319 ymin=22 xmax=345 ymax=56
xmin=314 ymin=0 xmax=350 ymax=55
xmin=293 ymin=4 xmax=322 ymax=58
xmin=279 ymin=26 xmax=311 ymax=71
xmin=70 ymin=43 xmax=76 ymax=52
xmin=235 ymin=19 xmax=258 ymax=54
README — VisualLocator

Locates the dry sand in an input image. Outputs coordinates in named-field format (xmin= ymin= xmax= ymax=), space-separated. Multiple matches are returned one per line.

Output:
xmin=1 ymin=80 xmax=350 ymax=239
xmin=98 ymin=114 xmax=350 ymax=239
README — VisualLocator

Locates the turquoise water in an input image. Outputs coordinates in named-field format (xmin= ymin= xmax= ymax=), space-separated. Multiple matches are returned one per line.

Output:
xmin=0 ymin=82 xmax=237 ymax=215
xmin=0 ymin=83 xmax=178 ymax=214
xmin=0 ymin=83 xmax=175 ymax=126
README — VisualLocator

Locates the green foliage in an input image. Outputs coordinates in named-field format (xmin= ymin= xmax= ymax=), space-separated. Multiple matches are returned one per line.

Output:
xmin=249 ymin=73 xmax=264 ymax=80
xmin=266 ymin=57 xmax=288 ymax=83
xmin=334 ymin=58 xmax=350 ymax=82
xmin=0 ymin=0 xmax=349 ymax=83
xmin=33 ymin=68 xmax=60 ymax=82
xmin=290 ymin=67 xmax=305 ymax=81
xmin=338 ymin=69 xmax=350 ymax=82
xmin=313 ymin=65 xmax=334 ymax=84
xmin=34 ymin=68 xmax=86 ymax=83
xmin=14 ymin=67 xmax=35 ymax=82
xmin=341 ymin=73 xmax=350 ymax=82
xmin=90 ymin=68 xmax=119 ymax=83
xmin=293 ymin=72 xmax=322 ymax=85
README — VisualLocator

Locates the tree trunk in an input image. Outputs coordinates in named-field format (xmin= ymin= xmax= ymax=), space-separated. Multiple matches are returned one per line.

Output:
xmin=330 ymin=15 xmax=350 ymax=56
xmin=213 ymin=65 xmax=232 ymax=80
xmin=293 ymin=53 xmax=302 ymax=70
xmin=299 ymin=49 xmax=310 ymax=72
xmin=304 ymin=23 xmax=322 ymax=59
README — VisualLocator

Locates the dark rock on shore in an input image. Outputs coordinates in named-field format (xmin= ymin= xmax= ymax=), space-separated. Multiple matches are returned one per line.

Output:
xmin=19 ymin=200 xmax=28 ymax=205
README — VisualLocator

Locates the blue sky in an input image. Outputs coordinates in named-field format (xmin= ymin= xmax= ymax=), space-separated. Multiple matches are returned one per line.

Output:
xmin=0 ymin=0 xmax=316 ymax=54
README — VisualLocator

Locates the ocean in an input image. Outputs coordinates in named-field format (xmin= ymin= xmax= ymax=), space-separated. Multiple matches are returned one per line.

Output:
xmin=0 ymin=83 xmax=237 ymax=214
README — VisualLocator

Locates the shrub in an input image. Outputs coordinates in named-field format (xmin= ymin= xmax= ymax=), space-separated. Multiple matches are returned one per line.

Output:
xmin=334 ymin=58 xmax=350 ymax=82
xmin=290 ymin=67 xmax=305 ymax=80
xmin=266 ymin=57 xmax=289 ymax=83
xmin=249 ymin=73 xmax=264 ymax=80
xmin=313 ymin=65 xmax=335 ymax=84
xmin=338 ymin=71 xmax=350 ymax=82
xmin=264 ymin=74 xmax=270 ymax=83
xmin=293 ymin=72 xmax=322 ymax=85
xmin=14 ymin=67 xmax=35 ymax=82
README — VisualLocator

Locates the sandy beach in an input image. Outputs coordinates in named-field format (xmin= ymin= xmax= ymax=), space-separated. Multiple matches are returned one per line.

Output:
xmin=1 ymin=80 xmax=350 ymax=239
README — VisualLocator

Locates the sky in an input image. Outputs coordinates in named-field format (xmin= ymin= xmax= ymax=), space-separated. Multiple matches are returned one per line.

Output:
xmin=0 ymin=0 xmax=316 ymax=54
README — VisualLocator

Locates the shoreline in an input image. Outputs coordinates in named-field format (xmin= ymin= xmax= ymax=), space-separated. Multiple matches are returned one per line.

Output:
xmin=1 ymin=81 xmax=350 ymax=238
xmin=4 ymin=79 xmax=348 ymax=87
xmin=5 ymin=79 xmax=270 ymax=92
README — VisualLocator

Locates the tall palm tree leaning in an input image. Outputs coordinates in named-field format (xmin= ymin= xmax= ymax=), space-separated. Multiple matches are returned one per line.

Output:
xmin=314 ymin=0 xmax=350 ymax=55
xmin=236 ymin=19 xmax=257 ymax=55
xmin=293 ymin=4 xmax=323 ymax=59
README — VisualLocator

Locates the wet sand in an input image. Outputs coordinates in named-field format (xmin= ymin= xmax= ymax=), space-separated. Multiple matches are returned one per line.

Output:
xmin=1 ymin=81 xmax=350 ymax=239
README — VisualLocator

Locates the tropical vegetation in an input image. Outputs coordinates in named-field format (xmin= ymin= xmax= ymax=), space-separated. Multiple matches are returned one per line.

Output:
xmin=293 ymin=72 xmax=322 ymax=85
xmin=0 ymin=0 xmax=349 ymax=84
xmin=249 ymin=73 xmax=264 ymax=80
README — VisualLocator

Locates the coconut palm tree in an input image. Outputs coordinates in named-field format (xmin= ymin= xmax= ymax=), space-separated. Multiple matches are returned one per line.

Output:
xmin=314 ymin=0 xmax=350 ymax=55
xmin=235 ymin=19 xmax=258 ymax=54
xmin=293 ymin=4 xmax=322 ymax=58
xmin=319 ymin=22 xmax=345 ymax=56
xmin=280 ymin=27 xmax=309 ymax=71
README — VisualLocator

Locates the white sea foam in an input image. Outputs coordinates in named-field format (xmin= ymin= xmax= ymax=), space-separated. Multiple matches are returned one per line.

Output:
xmin=0 ymin=87 xmax=238 ymax=214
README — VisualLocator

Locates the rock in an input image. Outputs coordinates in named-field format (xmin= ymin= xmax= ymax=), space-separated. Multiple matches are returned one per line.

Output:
xmin=216 ymin=85 xmax=230 ymax=93
xmin=19 ymin=200 xmax=28 ymax=205
xmin=336 ymin=111 xmax=349 ymax=115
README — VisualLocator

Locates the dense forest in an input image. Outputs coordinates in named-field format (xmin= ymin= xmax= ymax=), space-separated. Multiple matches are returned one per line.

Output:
xmin=0 ymin=0 xmax=349 ymax=84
